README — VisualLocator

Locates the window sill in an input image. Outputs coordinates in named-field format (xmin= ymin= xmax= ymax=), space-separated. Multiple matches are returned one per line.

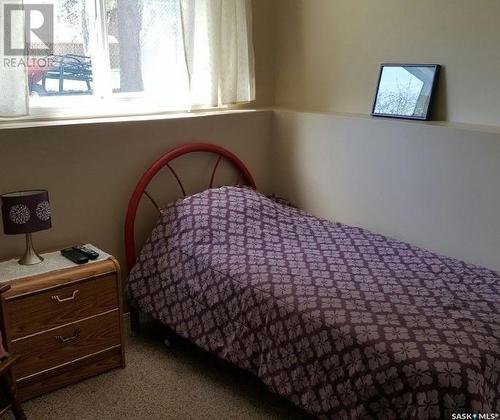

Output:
xmin=0 ymin=106 xmax=269 ymax=130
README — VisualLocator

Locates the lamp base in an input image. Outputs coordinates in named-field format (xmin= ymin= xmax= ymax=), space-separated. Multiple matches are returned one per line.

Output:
xmin=18 ymin=233 xmax=44 ymax=265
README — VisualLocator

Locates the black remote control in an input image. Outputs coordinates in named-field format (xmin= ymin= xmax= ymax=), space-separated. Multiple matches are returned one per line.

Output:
xmin=61 ymin=248 xmax=88 ymax=264
xmin=72 ymin=245 xmax=99 ymax=260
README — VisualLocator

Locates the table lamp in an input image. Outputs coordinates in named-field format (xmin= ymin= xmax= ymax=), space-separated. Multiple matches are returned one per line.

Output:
xmin=1 ymin=190 xmax=52 ymax=265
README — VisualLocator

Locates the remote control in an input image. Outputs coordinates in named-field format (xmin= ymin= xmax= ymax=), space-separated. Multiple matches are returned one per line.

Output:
xmin=72 ymin=245 xmax=99 ymax=260
xmin=61 ymin=248 xmax=88 ymax=264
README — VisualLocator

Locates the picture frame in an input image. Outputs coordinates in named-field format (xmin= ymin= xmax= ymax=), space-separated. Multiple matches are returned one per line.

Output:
xmin=371 ymin=64 xmax=440 ymax=121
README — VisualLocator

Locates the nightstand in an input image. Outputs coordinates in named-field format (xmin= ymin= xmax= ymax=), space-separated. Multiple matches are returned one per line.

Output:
xmin=0 ymin=246 xmax=125 ymax=401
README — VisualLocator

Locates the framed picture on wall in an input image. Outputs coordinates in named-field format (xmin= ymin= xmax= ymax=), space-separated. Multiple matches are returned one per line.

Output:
xmin=371 ymin=64 xmax=440 ymax=121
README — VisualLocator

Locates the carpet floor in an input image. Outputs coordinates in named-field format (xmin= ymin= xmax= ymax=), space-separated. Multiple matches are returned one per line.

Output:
xmin=12 ymin=322 xmax=310 ymax=420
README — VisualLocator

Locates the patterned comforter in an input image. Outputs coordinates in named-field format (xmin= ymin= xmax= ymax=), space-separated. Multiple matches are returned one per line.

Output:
xmin=128 ymin=186 xmax=500 ymax=419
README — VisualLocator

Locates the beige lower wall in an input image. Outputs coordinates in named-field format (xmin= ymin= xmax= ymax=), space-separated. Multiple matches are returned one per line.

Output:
xmin=0 ymin=111 xmax=272 ymax=271
xmin=271 ymin=110 xmax=500 ymax=272
xmin=2 ymin=108 xmax=499 ymax=279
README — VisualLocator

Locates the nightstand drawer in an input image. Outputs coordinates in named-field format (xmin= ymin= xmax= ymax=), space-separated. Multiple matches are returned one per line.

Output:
xmin=17 ymin=347 xmax=123 ymax=402
xmin=6 ymin=274 xmax=118 ymax=340
xmin=12 ymin=310 xmax=121 ymax=379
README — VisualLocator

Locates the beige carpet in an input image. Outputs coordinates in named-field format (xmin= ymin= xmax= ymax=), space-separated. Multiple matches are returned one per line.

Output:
xmin=13 ymin=322 xmax=310 ymax=420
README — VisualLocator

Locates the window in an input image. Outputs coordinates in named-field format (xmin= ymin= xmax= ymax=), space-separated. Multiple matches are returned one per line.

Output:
xmin=28 ymin=0 xmax=189 ymax=109
xmin=107 ymin=0 xmax=189 ymax=98
xmin=27 ymin=0 xmax=98 ymax=99
xmin=1 ymin=0 xmax=254 ymax=118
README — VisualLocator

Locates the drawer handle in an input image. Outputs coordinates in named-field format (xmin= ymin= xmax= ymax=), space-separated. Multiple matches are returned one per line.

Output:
xmin=51 ymin=290 xmax=79 ymax=303
xmin=55 ymin=328 xmax=81 ymax=343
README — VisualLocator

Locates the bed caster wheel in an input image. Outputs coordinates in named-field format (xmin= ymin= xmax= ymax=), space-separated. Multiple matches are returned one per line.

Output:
xmin=163 ymin=329 xmax=177 ymax=349
xmin=163 ymin=337 xmax=173 ymax=349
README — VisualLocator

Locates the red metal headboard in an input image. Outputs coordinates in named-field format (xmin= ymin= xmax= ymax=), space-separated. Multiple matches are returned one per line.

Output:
xmin=124 ymin=143 xmax=256 ymax=272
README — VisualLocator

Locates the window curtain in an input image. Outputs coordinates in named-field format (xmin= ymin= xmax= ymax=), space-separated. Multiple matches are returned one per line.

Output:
xmin=0 ymin=0 xmax=254 ymax=118
xmin=0 ymin=0 xmax=28 ymax=117
xmin=180 ymin=0 xmax=255 ymax=107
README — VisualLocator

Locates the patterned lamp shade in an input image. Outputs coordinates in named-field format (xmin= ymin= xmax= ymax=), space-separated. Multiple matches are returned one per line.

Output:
xmin=1 ymin=190 xmax=52 ymax=235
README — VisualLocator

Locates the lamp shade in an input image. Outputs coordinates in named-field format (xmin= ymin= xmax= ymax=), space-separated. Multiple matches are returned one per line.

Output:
xmin=1 ymin=190 xmax=52 ymax=235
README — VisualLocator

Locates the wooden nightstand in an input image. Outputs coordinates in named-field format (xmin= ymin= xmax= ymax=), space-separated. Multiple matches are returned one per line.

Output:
xmin=0 ymin=249 xmax=125 ymax=401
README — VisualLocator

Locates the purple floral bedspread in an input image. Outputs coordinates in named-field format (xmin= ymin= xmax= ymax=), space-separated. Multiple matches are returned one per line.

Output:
xmin=128 ymin=186 xmax=500 ymax=419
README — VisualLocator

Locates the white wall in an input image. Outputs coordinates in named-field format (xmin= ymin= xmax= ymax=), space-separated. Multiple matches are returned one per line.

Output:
xmin=272 ymin=110 xmax=500 ymax=272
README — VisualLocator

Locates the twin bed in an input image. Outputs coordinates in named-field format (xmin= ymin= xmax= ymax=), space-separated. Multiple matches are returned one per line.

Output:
xmin=125 ymin=144 xmax=499 ymax=419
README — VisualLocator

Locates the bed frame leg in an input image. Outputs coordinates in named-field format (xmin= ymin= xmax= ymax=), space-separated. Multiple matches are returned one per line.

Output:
xmin=130 ymin=307 xmax=140 ymax=334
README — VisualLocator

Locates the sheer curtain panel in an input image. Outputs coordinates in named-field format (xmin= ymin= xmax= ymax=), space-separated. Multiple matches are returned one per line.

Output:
xmin=0 ymin=0 xmax=28 ymax=117
xmin=180 ymin=0 xmax=255 ymax=106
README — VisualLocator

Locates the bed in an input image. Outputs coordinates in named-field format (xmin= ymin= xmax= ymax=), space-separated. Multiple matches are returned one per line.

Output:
xmin=125 ymin=144 xmax=500 ymax=420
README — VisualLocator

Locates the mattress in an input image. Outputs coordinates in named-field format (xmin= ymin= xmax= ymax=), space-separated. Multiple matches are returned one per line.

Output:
xmin=128 ymin=186 xmax=500 ymax=419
